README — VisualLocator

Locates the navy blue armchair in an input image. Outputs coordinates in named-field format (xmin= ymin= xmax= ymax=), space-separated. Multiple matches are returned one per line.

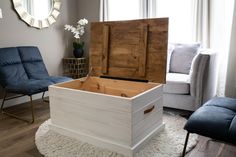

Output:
xmin=0 ymin=46 xmax=72 ymax=123
xmin=182 ymin=97 xmax=236 ymax=156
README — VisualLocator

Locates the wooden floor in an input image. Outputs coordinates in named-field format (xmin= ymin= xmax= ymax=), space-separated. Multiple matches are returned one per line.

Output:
xmin=0 ymin=99 xmax=48 ymax=157
xmin=0 ymin=99 xmax=235 ymax=157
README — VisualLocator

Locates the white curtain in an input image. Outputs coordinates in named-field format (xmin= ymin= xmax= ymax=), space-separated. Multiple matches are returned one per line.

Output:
xmin=210 ymin=0 xmax=235 ymax=97
xmin=147 ymin=0 xmax=156 ymax=18
xmin=225 ymin=2 xmax=236 ymax=98
xmin=99 ymin=0 xmax=108 ymax=21
xmin=139 ymin=0 xmax=148 ymax=19
xmin=192 ymin=0 xmax=210 ymax=48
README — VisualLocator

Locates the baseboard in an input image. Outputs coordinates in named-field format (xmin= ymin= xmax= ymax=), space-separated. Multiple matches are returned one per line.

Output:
xmin=1 ymin=92 xmax=49 ymax=108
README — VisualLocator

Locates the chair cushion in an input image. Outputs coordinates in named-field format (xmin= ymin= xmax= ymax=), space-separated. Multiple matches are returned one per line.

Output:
xmin=0 ymin=47 xmax=28 ymax=87
xmin=18 ymin=46 xmax=49 ymax=79
xmin=163 ymin=73 xmax=190 ymax=94
xmin=184 ymin=97 xmax=236 ymax=144
xmin=0 ymin=46 xmax=73 ymax=96
xmin=45 ymin=76 xmax=72 ymax=84
xmin=5 ymin=79 xmax=54 ymax=95
xmin=169 ymin=43 xmax=200 ymax=74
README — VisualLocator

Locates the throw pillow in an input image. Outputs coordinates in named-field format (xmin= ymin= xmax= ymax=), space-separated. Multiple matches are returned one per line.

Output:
xmin=169 ymin=43 xmax=200 ymax=74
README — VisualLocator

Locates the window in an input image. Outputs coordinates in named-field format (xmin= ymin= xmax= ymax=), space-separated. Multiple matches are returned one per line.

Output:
xmin=101 ymin=0 xmax=195 ymax=43
xmin=154 ymin=0 xmax=194 ymax=43
xmin=106 ymin=0 xmax=141 ymax=21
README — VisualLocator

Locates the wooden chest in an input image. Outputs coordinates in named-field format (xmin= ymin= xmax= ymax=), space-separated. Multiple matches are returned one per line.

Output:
xmin=49 ymin=18 xmax=168 ymax=156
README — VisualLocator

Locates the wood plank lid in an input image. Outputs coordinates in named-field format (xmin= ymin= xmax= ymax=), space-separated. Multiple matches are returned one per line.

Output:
xmin=89 ymin=18 xmax=168 ymax=83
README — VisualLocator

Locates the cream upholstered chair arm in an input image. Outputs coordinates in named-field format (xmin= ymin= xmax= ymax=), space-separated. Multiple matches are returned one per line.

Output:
xmin=189 ymin=51 xmax=210 ymax=107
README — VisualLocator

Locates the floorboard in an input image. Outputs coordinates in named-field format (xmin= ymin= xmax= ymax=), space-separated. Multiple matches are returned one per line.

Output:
xmin=0 ymin=100 xmax=235 ymax=157
xmin=0 ymin=99 xmax=48 ymax=157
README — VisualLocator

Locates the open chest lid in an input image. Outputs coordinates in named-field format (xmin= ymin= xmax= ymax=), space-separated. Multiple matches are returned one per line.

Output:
xmin=89 ymin=18 xmax=168 ymax=83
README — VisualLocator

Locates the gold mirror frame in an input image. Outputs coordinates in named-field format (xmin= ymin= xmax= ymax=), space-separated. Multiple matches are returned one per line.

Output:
xmin=12 ymin=0 xmax=61 ymax=29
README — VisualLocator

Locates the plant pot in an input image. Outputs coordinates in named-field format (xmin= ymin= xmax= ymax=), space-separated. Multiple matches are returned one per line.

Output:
xmin=73 ymin=48 xmax=84 ymax=58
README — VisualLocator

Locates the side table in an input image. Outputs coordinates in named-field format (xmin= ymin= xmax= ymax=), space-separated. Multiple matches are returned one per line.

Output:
xmin=63 ymin=58 xmax=88 ymax=79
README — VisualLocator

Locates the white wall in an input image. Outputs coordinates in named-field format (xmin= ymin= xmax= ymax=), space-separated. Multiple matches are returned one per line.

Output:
xmin=77 ymin=0 xmax=100 ymax=57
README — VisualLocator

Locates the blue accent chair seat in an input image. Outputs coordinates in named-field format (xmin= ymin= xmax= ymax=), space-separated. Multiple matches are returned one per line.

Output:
xmin=0 ymin=46 xmax=72 ymax=123
xmin=182 ymin=97 xmax=236 ymax=156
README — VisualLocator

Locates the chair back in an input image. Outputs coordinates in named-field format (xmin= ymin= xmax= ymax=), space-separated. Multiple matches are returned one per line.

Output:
xmin=0 ymin=46 xmax=50 ymax=88
xmin=0 ymin=47 xmax=28 ymax=87
xmin=18 ymin=46 xmax=49 ymax=79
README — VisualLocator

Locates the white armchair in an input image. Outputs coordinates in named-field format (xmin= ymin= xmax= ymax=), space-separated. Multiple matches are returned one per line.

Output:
xmin=163 ymin=45 xmax=216 ymax=111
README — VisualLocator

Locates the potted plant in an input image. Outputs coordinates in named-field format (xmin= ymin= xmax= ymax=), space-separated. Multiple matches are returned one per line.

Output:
xmin=64 ymin=18 xmax=88 ymax=58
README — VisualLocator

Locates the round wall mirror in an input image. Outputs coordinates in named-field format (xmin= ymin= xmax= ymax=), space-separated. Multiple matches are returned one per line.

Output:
xmin=22 ymin=0 xmax=53 ymax=20
xmin=12 ymin=0 xmax=61 ymax=29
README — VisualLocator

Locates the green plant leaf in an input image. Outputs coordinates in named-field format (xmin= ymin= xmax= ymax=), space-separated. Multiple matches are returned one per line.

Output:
xmin=73 ymin=41 xmax=84 ymax=49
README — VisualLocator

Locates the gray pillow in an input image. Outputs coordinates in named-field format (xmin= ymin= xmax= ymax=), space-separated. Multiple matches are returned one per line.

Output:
xmin=169 ymin=43 xmax=200 ymax=74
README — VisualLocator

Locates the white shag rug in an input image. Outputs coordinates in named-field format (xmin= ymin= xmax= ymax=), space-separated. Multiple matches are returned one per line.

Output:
xmin=35 ymin=112 xmax=198 ymax=157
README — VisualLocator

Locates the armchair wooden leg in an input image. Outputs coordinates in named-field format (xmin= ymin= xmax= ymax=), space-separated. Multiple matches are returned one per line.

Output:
xmin=42 ymin=92 xmax=49 ymax=103
xmin=182 ymin=132 xmax=190 ymax=157
xmin=1 ymin=92 xmax=35 ymax=124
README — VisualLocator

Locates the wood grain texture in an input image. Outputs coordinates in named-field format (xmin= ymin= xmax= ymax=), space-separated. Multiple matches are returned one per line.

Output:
xmin=0 ymin=102 xmax=236 ymax=157
xmin=49 ymin=89 xmax=133 ymax=146
xmin=138 ymin=24 xmax=148 ymax=77
xmin=56 ymin=77 xmax=160 ymax=98
xmin=102 ymin=25 xmax=109 ymax=74
xmin=90 ymin=18 xmax=168 ymax=83
xmin=49 ymin=78 xmax=163 ymax=156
